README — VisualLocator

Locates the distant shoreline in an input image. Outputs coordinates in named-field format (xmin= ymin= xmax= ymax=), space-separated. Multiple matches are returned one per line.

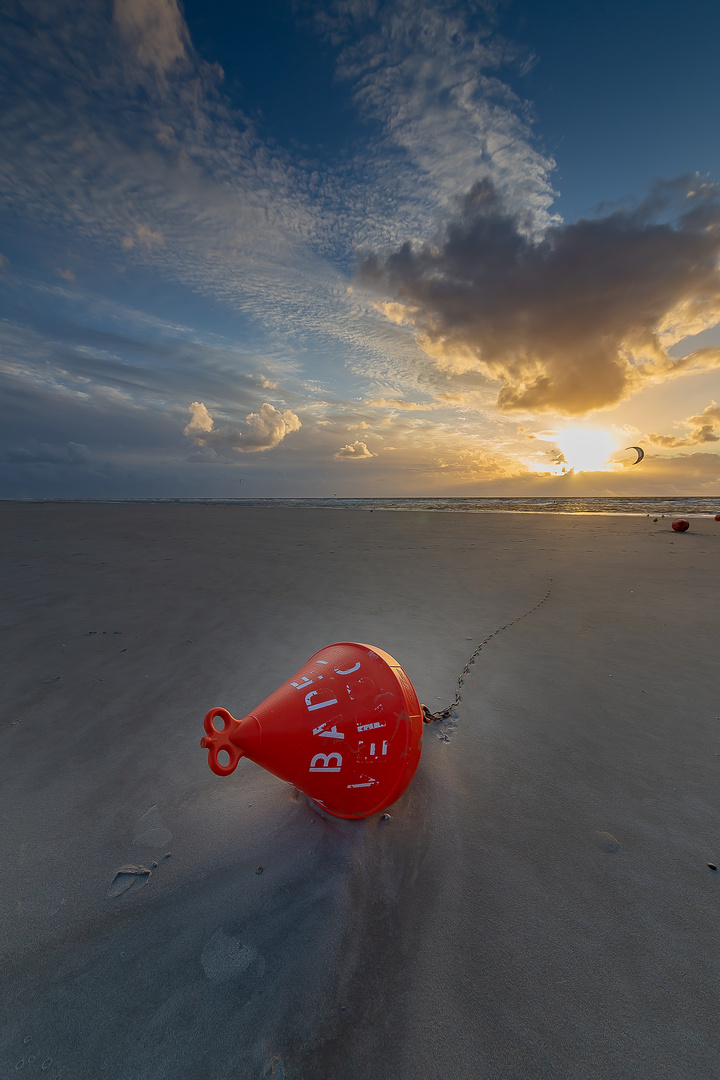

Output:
xmin=2 ymin=495 xmax=720 ymax=515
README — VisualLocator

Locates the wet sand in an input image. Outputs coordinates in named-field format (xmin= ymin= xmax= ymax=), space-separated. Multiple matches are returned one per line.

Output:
xmin=1 ymin=502 xmax=719 ymax=1079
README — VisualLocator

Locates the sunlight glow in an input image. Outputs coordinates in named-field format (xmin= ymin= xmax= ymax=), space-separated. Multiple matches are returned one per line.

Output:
xmin=553 ymin=427 xmax=617 ymax=473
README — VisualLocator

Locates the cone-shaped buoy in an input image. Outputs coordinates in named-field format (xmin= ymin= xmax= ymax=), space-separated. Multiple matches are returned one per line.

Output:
xmin=200 ymin=642 xmax=423 ymax=819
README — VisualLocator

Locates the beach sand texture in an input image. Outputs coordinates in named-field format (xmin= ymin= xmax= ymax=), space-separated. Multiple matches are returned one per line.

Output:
xmin=1 ymin=503 xmax=719 ymax=1079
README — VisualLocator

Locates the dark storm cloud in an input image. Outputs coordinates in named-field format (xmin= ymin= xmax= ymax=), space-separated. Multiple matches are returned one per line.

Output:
xmin=358 ymin=178 xmax=720 ymax=415
xmin=5 ymin=440 xmax=93 ymax=465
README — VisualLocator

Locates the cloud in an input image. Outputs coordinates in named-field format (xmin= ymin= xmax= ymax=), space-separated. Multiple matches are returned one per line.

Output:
xmin=186 ymin=445 xmax=221 ymax=463
xmin=253 ymin=374 xmax=279 ymax=390
xmin=6 ymin=440 xmax=93 ymax=465
xmin=113 ymin=0 xmax=190 ymax=76
xmin=184 ymin=401 xmax=214 ymax=436
xmin=0 ymin=0 xmax=330 ymax=339
xmin=358 ymin=177 xmax=720 ymax=415
xmin=367 ymin=397 xmax=440 ymax=411
xmin=334 ymin=440 xmax=377 ymax=459
xmin=0 ymin=301 xmax=299 ymax=418
xmin=55 ymin=267 xmax=76 ymax=281
xmin=185 ymin=401 xmax=301 ymax=453
xmin=649 ymin=402 xmax=720 ymax=447
xmin=122 ymin=224 xmax=165 ymax=251
xmin=313 ymin=0 xmax=557 ymax=231
xmin=0 ymin=0 xmax=565 ymax=411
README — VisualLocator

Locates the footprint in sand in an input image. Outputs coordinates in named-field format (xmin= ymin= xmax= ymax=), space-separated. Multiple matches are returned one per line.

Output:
xmin=594 ymin=831 xmax=621 ymax=854
xmin=201 ymin=929 xmax=265 ymax=984
xmin=107 ymin=865 xmax=152 ymax=898
xmin=16 ymin=896 xmax=66 ymax=918
xmin=133 ymin=805 xmax=172 ymax=849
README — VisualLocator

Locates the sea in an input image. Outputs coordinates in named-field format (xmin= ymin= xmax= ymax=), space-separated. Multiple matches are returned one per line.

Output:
xmin=19 ymin=496 xmax=720 ymax=515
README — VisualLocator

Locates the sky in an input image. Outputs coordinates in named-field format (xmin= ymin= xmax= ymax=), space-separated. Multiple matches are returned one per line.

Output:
xmin=1 ymin=0 xmax=720 ymax=499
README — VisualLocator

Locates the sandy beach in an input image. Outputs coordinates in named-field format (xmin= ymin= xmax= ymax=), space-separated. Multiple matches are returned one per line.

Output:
xmin=1 ymin=502 xmax=719 ymax=1079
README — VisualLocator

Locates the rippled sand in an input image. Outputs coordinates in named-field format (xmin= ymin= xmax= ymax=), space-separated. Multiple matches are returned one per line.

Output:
xmin=2 ymin=502 xmax=719 ymax=1078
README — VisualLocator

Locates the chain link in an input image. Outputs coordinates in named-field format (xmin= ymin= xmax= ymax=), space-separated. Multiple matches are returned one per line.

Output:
xmin=421 ymin=578 xmax=553 ymax=723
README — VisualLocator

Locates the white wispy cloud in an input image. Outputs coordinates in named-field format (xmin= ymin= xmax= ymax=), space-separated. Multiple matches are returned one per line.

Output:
xmin=0 ymin=0 xmax=560 ymax=406
xmin=312 ymin=0 xmax=557 ymax=241
xmin=0 ymin=1 xmax=335 ymax=334
xmin=113 ymin=0 xmax=190 ymax=76
xmin=367 ymin=397 xmax=441 ymax=411
xmin=0 ymin=309 xmax=297 ymax=426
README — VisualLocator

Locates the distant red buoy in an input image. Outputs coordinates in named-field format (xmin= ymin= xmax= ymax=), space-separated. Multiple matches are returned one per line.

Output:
xmin=200 ymin=642 xmax=423 ymax=819
xmin=715 ymin=514 xmax=720 ymax=521
xmin=671 ymin=518 xmax=690 ymax=532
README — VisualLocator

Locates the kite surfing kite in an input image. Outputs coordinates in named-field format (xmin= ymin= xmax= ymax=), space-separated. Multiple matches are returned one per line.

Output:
xmin=625 ymin=445 xmax=645 ymax=465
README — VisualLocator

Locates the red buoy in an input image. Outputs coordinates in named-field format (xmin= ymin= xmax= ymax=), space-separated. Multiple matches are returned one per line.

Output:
xmin=715 ymin=514 xmax=720 ymax=521
xmin=671 ymin=518 xmax=690 ymax=532
xmin=200 ymin=642 xmax=423 ymax=819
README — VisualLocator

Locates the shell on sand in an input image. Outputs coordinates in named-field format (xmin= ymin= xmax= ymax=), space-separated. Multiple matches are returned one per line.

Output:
xmin=594 ymin=831 xmax=621 ymax=854
xmin=107 ymin=865 xmax=152 ymax=899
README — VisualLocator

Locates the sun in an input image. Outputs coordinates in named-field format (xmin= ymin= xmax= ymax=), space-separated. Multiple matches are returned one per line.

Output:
xmin=552 ymin=426 xmax=617 ymax=472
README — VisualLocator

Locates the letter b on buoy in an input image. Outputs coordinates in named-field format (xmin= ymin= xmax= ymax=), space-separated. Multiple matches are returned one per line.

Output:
xmin=200 ymin=642 xmax=423 ymax=818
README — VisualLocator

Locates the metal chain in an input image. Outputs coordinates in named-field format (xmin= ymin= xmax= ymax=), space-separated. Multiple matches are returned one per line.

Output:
xmin=421 ymin=578 xmax=553 ymax=723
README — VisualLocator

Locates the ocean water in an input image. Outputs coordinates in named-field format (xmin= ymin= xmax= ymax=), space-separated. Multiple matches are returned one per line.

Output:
xmin=18 ymin=496 xmax=720 ymax=515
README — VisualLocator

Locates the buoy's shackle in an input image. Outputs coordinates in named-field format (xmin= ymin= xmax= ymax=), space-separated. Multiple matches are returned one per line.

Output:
xmin=201 ymin=708 xmax=243 ymax=776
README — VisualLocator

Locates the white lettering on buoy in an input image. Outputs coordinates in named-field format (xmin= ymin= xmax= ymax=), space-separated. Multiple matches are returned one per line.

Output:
xmin=318 ymin=725 xmax=344 ymax=740
xmin=291 ymin=676 xmax=312 ymax=689
xmin=313 ymin=721 xmax=344 ymax=739
xmin=310 ymin=752 xmax=342 ymax=772
xmin=334 ymin=661 xmax=361 ymax=675
xmin=305 ymin=690 xmax=339 ymax=712
xmin=357 ymin=720 xmax=386 ymax=732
